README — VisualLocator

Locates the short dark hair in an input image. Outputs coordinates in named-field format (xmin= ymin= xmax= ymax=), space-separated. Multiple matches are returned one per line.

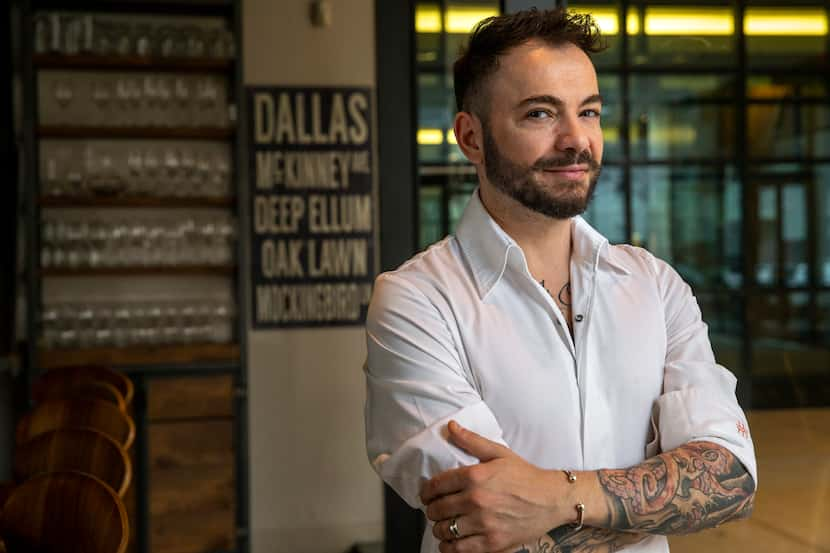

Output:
xmin=453 ymin=8 xmax=606 ymax=118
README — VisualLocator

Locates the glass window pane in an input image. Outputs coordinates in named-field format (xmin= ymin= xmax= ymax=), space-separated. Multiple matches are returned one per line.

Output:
xmin=416 ymin=2 xmax=442 ymax=66
xmin=419 ymin=186 xmax=444 ymax=248
xmin=628 ymin=4 xmax=737 ymax=67
xmin=748 ymin=103 xmax=830 ymax=159
xmin=756 ymin=183 xmax=778 ymax=286
xmin=417 ymin=73 xmax=464 ymax=165
xmin=748 ymin=75 xmax=826 ymax=100
xmin=745 ymin=6 xmax=828 ymax=68
xmin=817 ymin=166 xmax=830 ymax=286
xmin=448 ymin=182 xmax=476 ymax=233
xmin=750 ymin=292 xmax=812 ymax=342
xmin=698 ymin=291 xmax=744 ymax=337
xmin=750 ymin=164 xmax=816 ymax=287
xmin=782 ymin=183 xmax=808 ymax=286
xmin=632 ymin=165 xmax=739 ymax=288
xmin=583 ymin=165 xmax=625 ymax=243
xmin=630 ymin=75 xmax=735 ymax=160
xmin=820 ymin=292 xmax=830 ymax=344
xmin=598 ymin=74 xmax=622 ymax=162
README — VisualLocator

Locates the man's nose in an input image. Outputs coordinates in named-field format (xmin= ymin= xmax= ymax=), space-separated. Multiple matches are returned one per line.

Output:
xmin=554 ymin=113 xmax=590 ymax=154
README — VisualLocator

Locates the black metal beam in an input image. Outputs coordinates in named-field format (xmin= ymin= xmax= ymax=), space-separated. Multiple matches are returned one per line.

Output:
xmin=377 ymin=0 xmax=418 ymax=271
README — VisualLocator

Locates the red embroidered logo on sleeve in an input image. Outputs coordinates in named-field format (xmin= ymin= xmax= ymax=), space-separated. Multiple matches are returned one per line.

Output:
xmin=736 ymin=421 xmax=749 ymax=439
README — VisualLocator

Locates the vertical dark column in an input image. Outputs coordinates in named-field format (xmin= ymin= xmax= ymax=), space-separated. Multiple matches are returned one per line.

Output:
xmin=735 ymin=0 xmax=753 ymax=408
xmin=377 ymin=0 xmax=417 ymax=272
xmin=0 ymin=0 xmax=17 ymax=489
xmin=231 ymin=1 xmax=251 ymax=551
xmin=376 ymin=1 xmax=422 ymax=552
xmin=0 ymin=1 xmax=15 ymax=361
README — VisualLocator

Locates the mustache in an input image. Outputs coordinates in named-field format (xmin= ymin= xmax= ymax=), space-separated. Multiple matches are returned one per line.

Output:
xmin=531 ymin=150 xmax=599 ymax=171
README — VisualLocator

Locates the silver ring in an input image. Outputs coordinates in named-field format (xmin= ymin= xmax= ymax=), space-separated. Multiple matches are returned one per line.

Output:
xmin=449 ymin=518 xmax=461 ymax=539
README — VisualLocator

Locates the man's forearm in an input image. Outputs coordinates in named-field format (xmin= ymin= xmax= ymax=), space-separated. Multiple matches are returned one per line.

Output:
xmin=511 ymin=441 xmax=753 ymax=553
xmin=593 ymin=441 xmax=755 ymax=534
xmin=513 ymin=527 xmax=648 ymax=553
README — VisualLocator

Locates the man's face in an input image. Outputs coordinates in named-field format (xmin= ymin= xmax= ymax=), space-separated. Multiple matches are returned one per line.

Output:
xmin=478 ymin=41 xmax=603 ymax=219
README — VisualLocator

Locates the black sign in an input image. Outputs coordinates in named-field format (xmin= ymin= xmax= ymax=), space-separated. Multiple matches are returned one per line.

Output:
xmin=248 ymin=86 xmax=376 ymax=328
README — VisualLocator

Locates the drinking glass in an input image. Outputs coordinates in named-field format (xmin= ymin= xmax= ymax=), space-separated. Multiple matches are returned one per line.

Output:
xmin=134 ymin=23 xmax=153 ymax=57
xmin=143 ymin=149 xmax=160 ymax=196
xmin=53 ymin=79 xmax=74 ymax=125
xmin=91 ymin=78 xmax=112 ymax=127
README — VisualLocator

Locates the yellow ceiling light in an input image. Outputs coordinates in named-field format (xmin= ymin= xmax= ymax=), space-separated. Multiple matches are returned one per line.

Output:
xmin=569 ymin=6 xmax=640 ymax=35
xmin=644 ymin=7 xmax=734 ymax=36
xmin=415 ymin=6 xmax=442 ymax=33
xmin=602 ymin=127 xmax=620 ymax=143
xmin=445 ymin=7 xmax=499 ymax=34
xmin=648 ymin=125 xmax=698 ymax=145
xmin=744 ymin=8 xmax=828 ymax=36
xmin=446 ymin=129 xmax=457 ymax=145
xmin=417 ymin=128 xmax=444 ymax=145
xmin=627 ymin=11 xmax=641 ymax=35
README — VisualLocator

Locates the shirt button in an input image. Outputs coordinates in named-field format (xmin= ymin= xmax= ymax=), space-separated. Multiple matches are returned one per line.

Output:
xmin=575 ymin=314 xmax=584 ymax=322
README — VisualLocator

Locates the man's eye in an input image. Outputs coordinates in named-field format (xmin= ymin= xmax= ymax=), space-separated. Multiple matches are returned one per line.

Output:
xmin=582 ymin=109 xmax=601 ymax=118
xmin=527 ymin=110 xmax=552 ymax=119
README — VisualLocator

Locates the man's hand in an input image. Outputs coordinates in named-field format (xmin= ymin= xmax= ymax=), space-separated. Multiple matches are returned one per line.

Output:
xmin=419 ymin=421 xmax=570 ymax=552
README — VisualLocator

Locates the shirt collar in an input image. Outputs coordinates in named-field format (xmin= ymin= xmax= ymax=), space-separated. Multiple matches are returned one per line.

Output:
xmin=455 ymin=188 xmax=631 ymax=299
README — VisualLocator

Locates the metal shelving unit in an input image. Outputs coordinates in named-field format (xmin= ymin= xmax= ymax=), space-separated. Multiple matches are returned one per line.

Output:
xmin=16 ymin=0 xmax=249 ymax=551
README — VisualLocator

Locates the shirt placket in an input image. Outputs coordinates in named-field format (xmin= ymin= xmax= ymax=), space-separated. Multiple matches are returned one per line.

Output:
xmin=569 ymin=251 xmax=600 ymax=467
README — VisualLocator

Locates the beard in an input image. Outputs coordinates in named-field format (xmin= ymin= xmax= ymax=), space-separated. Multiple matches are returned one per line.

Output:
xmin=482 ymin=126 xmax=601 ymax=220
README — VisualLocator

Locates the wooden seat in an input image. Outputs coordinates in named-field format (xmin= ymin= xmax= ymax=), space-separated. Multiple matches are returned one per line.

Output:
xmin=0 ymin=471 xmax=128 ymax=553
xmin=0 ymin=480 xmax=13 ymax=513
xmin=33 ymin=366 xmax=134 ymax=408
xmin=13 ymin=428 xmax=132 ymax=497
xmin=15 ymin=399 xmax=135 ymax=451
xmin=33 ymin=380 xmax=126 ymax=412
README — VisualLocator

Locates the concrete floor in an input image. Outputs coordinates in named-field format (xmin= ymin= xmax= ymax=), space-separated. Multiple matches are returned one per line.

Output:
xmin=669 ymin=408 xmax=830 ymax=553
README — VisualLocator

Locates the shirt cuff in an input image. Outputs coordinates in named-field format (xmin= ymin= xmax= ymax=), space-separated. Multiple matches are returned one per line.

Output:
xmin=654 ymin=387 xmax=758 ymax=490
xmin=371 ymin=401 xmax=507 ymax=509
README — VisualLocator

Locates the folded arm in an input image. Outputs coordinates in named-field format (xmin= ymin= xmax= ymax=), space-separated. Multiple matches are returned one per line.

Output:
xmin=423 ymin=424 xmax=755 ymax=553
xmin=524 ymin=440 xmax=754 ymax=553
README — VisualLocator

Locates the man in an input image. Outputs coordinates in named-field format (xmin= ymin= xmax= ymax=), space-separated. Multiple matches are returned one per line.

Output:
xmin=364 ymin=8 xmax=756 ymax=553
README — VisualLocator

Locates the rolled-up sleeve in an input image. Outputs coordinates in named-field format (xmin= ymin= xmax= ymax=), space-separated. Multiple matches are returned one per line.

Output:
xmin=364 ymin=272 xmax=507 ymax=508
xmin=650 ymin=256 xmax=758 ymax=490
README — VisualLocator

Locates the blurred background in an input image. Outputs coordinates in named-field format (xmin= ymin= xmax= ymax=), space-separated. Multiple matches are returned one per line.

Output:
xmin=1 ymin=1 xmax=827 ymax=553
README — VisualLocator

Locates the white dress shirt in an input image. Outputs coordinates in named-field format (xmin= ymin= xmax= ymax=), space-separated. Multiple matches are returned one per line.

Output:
xmin=364 ymin=190 xmax=758 ymax=553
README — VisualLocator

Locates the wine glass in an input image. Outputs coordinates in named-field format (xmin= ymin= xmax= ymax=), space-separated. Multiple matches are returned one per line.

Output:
xmin=91 ymin=78 xmax=112 ymax=127
xmin=53 ymin=79 xmax=74 ymax=125
xmin=134 ymin=23 xmax=152 ymax=57
xmin=156 ymin=76 xmax=173 ymax=127
xmin=162 ymin=148 xmax=180 ymax=196
xmin=173 ymin=76 xmax=191 ymax=127
xmin=142 ymin=75 xmax=159 ymax=126
xmin=179 ymin=148 xmax=195 ymax=196
xmin=113 ymin=22 xmax=132 ymax=57
xmin=34 ymin=14 xmax=52 ymax=55
xmin=185 ymin=25 xmax=206 ymax=58
xmin=143 ymin=149 xmax=160 ymax=196
xmin=126 ymin=148 xmax=144 ymax=196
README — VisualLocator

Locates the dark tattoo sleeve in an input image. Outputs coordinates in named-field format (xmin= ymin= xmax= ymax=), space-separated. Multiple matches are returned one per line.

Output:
xmin=597 ymin=441 xmax=755 ymax=535
xmin=513 ymin=527 xmax=648 ymax=553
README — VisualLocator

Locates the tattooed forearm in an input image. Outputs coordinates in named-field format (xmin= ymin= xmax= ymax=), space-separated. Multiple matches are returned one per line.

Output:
xmin=598 ymin=441 xmax=755 ymax=535
xmin=513 ymin=527 xmax=648 ymax=553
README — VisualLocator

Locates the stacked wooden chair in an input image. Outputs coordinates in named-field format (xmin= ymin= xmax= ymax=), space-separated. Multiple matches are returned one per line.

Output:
xmin=0 ymin=366 xmax=135 ymax=553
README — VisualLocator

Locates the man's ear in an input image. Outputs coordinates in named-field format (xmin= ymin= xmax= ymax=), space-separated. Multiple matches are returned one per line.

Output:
xmin=453 ymin=111 xmax=484 ymax=165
